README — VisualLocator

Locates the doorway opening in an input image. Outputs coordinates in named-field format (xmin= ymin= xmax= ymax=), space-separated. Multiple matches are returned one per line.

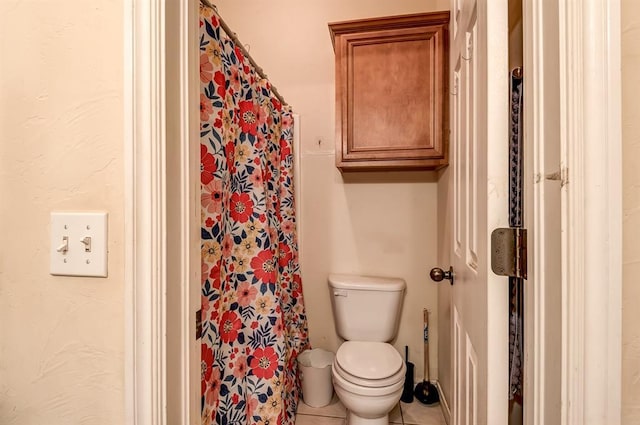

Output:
xmin=127 ymin=1 xmax=623 ymax=424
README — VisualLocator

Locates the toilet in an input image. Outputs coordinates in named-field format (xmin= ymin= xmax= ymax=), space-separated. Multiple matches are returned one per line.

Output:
xmin=328 ymin=274 xmax=406 ymax=425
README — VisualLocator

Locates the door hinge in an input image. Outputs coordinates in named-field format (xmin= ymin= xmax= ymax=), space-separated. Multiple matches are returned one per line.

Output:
xmin=196 ymin=309 xmax=202 ymax=340
xmin=490 ymin=228 xmax=527 ymax=279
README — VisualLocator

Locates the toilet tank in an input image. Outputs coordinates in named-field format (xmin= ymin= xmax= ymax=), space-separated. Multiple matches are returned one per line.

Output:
xmin=328 ymin=274 xmax=406 ymax=342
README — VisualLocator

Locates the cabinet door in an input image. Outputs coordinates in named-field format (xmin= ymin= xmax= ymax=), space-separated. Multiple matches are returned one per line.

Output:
xmin=330 ymin=12 xmax=449 ymax=171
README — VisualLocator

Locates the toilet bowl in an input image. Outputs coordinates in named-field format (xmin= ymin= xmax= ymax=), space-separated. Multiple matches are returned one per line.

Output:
xmin=328 ymin=275 xmax=407 ymax=425
xmin=331 ymin=341 xmax=405 ymax=425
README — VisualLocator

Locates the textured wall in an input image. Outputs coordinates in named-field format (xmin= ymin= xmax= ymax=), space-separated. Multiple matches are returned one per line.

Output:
xmin=214 ymin=0 xmax=449 ymax=382
xmin=622 ymin=0 xmax=640 ymax=422
xmin=0 ymin=1 xmax=124 ymax=424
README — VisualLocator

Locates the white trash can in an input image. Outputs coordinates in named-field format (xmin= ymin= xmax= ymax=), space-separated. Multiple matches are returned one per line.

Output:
xmin=298 ymin=348 xmax=335 ymax=407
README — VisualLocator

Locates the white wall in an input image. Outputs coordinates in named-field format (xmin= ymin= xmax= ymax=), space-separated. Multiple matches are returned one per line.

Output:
xmin=0 ymin=1 xmax=124 ymax=424
xmin=214 ymin=0 xmax=449 ymax=382
xmin=622 ymin=1 xmax=640 ymax=422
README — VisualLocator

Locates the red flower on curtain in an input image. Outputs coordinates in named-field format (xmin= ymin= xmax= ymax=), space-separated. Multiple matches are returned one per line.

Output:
xmin=225 ymin=141 xmax=236 ymax=173
xmin=249 ymin=346 xmax=278 ymax=379
xmin=201 ymin=144 xmax=216 ymax=184
xmin=201 ymin=344 xmax=214 ymax=393
xmin=214 ymin=71 xmax=226 ymax=97
xmin=278 ymin=243 xmax=293 ymax=268
xmin=251 ymin=249 xmax=277 ymax=284
xmin=208 ymin=262 xmax=221 ymax=290
xmin=271 ymin=97 xmax=282 ymax=112
xmin=230 ymin=192 xmax=254 ymax=223
xmin=291 ymin=274 xmax=302 ymax=298
xmin=279 ymin=136 xmax=291 ymax=159
xmin=238 ymin=100 xmax=259 ymax=135
xmin=234 ymin=45 xmax=244 ymax=63
xmin=220 ymin=311 xmax=242 ymax=343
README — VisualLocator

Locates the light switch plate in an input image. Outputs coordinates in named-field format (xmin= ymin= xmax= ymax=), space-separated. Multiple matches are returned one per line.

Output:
xmin=50 ymin=212 xmax=108 ymax=277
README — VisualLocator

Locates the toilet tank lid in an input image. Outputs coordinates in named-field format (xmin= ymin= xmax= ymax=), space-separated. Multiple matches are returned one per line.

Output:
xmin=328 ymin=274 xmax=406 ymax=291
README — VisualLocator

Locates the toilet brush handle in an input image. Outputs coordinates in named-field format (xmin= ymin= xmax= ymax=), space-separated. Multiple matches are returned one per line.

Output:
xmin=423 ymin=309 xmax=430 ymax=382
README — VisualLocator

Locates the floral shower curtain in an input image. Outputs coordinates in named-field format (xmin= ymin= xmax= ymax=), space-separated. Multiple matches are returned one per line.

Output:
xmin=199 ymin=6 xmax=309 ymax=425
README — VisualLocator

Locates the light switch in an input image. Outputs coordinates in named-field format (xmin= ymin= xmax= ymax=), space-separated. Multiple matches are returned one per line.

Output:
xmin=50 ymin=212 xmax=108 ymax=277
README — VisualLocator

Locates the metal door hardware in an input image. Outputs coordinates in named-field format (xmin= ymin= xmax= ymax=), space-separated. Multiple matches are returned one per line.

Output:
xmin=491 ymin=228 xmax=527 ymax=278
xmin=430 ymin=266 xmax=454 ymax=285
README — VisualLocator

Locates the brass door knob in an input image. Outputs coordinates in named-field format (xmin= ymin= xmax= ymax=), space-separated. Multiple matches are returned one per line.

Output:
xmin=430 ymin=266 xmax=454 ymax=285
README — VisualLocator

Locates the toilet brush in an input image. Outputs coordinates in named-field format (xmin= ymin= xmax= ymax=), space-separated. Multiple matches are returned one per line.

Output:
xmin=414 ymin=309 xmax=439 ymax=405
xmin=401 ymin=345 xmax=415 ymax=403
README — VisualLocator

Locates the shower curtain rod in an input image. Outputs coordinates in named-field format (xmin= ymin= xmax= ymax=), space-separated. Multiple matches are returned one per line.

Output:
xmin=199 ymin=0 xmax=288 ymax=106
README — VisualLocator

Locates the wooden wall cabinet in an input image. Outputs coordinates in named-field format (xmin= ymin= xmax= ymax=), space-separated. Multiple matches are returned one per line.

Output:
xmin=329 ymin=12 xmax=450 ymax=171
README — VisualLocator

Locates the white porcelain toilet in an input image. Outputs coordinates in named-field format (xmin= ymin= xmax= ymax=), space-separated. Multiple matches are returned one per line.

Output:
xmin=328 ymin=274 xmax=406 ymax=425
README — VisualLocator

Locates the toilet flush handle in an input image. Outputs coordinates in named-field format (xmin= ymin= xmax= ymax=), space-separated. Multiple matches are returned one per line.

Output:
xmin=333 ymin=289 xmax=348 ymax=297
xmin=430 ymin=266 xmax=454 ymax=285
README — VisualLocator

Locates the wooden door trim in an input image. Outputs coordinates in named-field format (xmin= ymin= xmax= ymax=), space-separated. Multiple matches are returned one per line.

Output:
xmin=123 ymin=1 xmax=168 ymax=423
xmin=523 ymin=1 xmax=622 ymax=424
xmin=124 ymin=0 xmax=200 ymax=423
xmin=560 ymin=1 xmax=622 ymax=423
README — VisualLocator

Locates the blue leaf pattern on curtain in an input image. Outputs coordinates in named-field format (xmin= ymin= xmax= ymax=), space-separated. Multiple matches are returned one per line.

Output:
xmin=199 ymin=6 xmax=310 ymax=425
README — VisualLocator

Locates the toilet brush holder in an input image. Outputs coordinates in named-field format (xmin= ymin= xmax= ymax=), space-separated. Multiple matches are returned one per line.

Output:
xmin=401 ymin=346 xmax=415 ymax=403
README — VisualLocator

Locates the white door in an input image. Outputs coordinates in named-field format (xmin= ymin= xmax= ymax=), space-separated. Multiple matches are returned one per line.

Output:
xmin=449 ymin=0 xmax=509 ymax=424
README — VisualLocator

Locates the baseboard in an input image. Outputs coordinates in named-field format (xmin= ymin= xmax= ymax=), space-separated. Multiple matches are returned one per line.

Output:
xmin=435 ymin=380 xmax=451 ymax=425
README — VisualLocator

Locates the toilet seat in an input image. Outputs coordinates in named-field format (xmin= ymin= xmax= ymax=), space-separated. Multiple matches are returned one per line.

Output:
xmin=334 ymin=341 xmax=405 ymax=388
xmin=332 ymin=364 xmax=406 ymax=399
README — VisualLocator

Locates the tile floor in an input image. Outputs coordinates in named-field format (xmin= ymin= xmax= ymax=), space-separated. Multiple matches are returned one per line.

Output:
xmin=296 ymin=395 xmax=446 ymax=425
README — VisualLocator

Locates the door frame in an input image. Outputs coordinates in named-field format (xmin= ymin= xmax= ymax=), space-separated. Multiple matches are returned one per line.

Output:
xmin=523 ymin=1 xmax=621 ymax=424
xmin=558 ymin=1 xmax=622 ymax=423
xmin=123 ymin=0 xmax=622 ymax=424
xmin=123 ymin=0 xmax=199 ymax=424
